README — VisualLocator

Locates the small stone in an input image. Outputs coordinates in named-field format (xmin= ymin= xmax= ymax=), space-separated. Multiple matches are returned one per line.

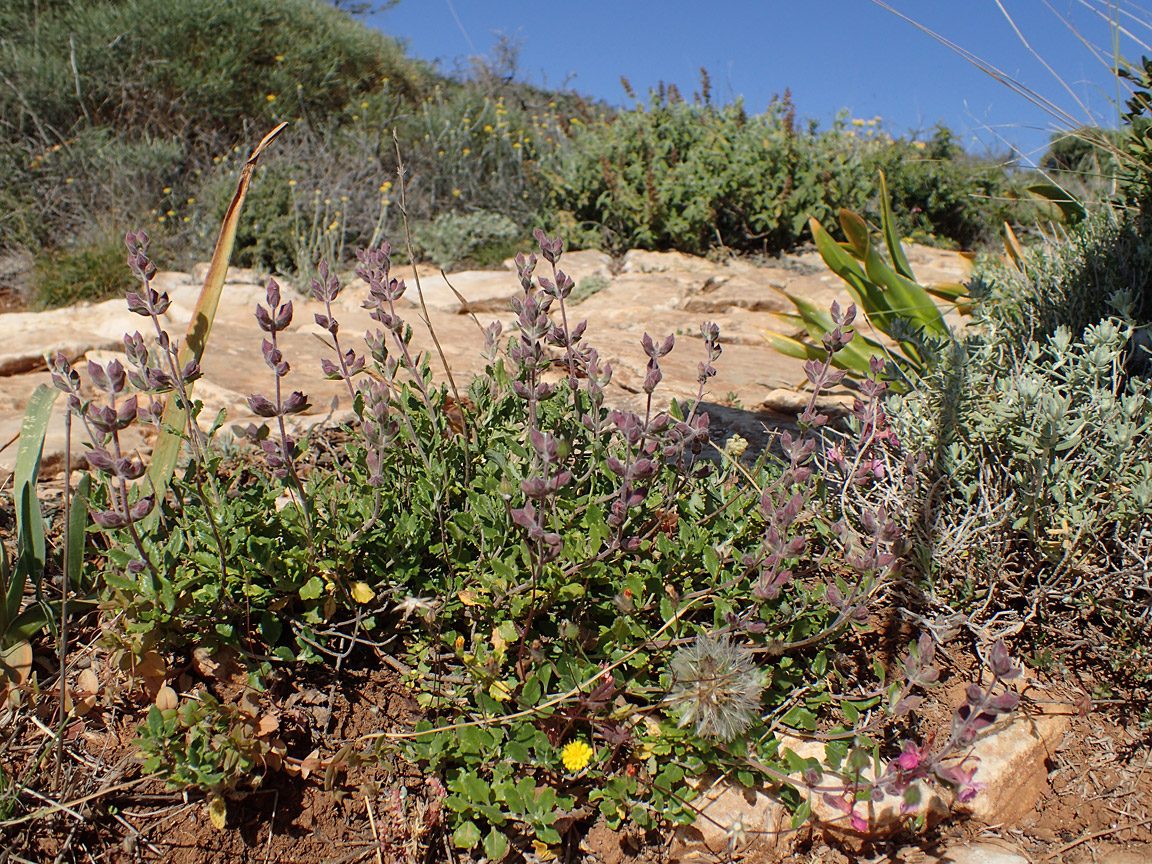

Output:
xmin=929 ymin=840 xmax=1030 ymax=864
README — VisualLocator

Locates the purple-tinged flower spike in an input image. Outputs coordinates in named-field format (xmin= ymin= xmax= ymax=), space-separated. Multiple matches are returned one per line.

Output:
xmin=533 ymin=228 xmax=563 ymax=264
xmin=255 ymin=278 xmax=293 ymax=334
xmin=124 ymin=230 xmax=157 ymax=283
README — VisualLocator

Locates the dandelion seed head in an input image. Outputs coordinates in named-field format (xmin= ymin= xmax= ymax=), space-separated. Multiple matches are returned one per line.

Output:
xmin=666 ymin=632 xmax=763 ymax=741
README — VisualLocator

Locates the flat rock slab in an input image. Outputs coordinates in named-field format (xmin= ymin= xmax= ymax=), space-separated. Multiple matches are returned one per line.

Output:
xmin=0 ymin=243 xmax=971 ymax=481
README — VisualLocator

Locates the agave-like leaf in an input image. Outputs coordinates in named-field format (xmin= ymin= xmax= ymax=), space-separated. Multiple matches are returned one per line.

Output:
xmin=1004 ymin=221 xmax=1026 ymax=274
xmin=1026 ymin=183 xmax=1087 ymax=225
xmin=67 ymin=473 xmax=92 ymax=592
xmin=878 ymin=171 xmax=915 ymax=281
xmin=5 ymin=385 xmax=58 ymax=635
xmin=862 ymin=244 xmax=949 ymax=338
xmin=143 ymin=122 xmax=287 ymax=531
xmin=839 ymin=208 xmax=871 ymax=260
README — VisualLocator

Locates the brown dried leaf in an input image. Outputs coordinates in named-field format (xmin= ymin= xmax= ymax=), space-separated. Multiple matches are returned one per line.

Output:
xmin=77 ymin=668 xmax=99 ymax=696
xmin=256 ymin=714 xmax=279 ymax=737
xmin=299 ymin=749 xmax=323 ymax=780
xmin=0 ymin=641 xmax=33 ymax=689
xmin=238 ymin=691 xmax=260 ymax=718
xmin=155 ymin=685 xmax=178 ymax=712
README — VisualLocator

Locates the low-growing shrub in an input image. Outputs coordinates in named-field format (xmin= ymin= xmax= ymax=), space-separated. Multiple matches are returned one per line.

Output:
xmin=32 ymin=231 xmax=143 ymax=309
xmin=411 ymin=210 xmax=524 ymax=270
xmin=14 ymin=210 xmax=1029 ymax=850
xmin=882 ymin=206 xmax=1152 ymax=685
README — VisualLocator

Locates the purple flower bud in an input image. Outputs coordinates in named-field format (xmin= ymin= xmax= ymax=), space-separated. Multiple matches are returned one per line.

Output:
xmin=281 ymin=391 xmax=310 ymax=414
xmin=92 ymin=509 xmax=126 ymax=529
xmin=130 ymin=495 xmax=155 ymax=521
xmin=987 ymin=640 xmax=1020 ymax=679
xmin=86 ymin=448 xmax=116 ymax=472
xmin=274 ymin=300 xmax=293 ymax=331
xmin=247 ymin=394 xmax=279 ymax=417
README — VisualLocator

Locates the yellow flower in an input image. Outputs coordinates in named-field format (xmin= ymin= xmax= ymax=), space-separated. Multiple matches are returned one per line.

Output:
xmin=462 ymin=147 xmax=471 ymax=156
xmin=484 ymin=124 xmax=493 ymax=133
xmin=452 ymin=188 xmax=461 ymax=197
xmin=266 ymin=94 xmax=277 ymax=103
xmin=350 ymin=581 xmax=375 ymax=604
xmin=561 ymin=740 xmax=594 ymax=772
xmin=162 ymin=187 xmax=172 ymax=194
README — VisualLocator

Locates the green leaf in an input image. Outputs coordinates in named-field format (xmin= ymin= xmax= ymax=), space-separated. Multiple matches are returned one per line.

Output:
xmin=452 ymin=820 xmax=482 ymax=850
xmin=790 ymin=798 xmax=812 ymax=830
xmin=298 ymin=576 xmax=325 ymax=600
xmin=8 ymin=385 xmax=58 ymax=626
xmin=66 ymin=473 xmax=91 ymax=591
xmin=838 ymin=208 xmax=870 ymax=259
xmin=483 ymin=828 xmax=509 ymax=861
xmin=842 ymin=700 xmax=859 ymax=725
xmin=1026 ymin=183 xmax=1087 ymax=225
xmin=146 ymin=705 xmax=164 ymax=739
xmin=877 ymin=171 xmax=914 ymax=280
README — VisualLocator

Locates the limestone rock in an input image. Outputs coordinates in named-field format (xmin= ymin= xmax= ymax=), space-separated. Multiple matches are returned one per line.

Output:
xmin=930 ymin=840 xmax=1030 ymax=864
xmin=759 ymin=388 xmax=854 ymax=419
xmin=954 ymin=705 xmax=1070 ymax=825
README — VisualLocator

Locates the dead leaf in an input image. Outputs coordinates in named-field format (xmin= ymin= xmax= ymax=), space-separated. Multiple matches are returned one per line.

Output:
xmin=238 ymin=690 xmax=260 ymax=718
xmin=298 ymin=749 xmax=323 ymax=780
xmin=74 ymin=694 xmax=97 ymax=717
xmin=1 ymin=641 xmax=33 ymax=688
xmin=155 ymin=685 xmax=178 ymax=712
xmin=77 ymin=668 xmax=99 ymax=695
xmin=207 ymin=795 xmax=227 ymax=830
xmin=256 ymin=714 xmax=279 ymax=737
xmin=134 ymin=651 xmax=166 ymax=679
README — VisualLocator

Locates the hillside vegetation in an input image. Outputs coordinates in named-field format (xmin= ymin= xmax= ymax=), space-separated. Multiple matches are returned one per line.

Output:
xmin=0 ymin=0 xmax=1058 ymax=307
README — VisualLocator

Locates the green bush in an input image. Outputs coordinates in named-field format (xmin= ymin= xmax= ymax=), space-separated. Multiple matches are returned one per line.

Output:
xmin=32 ymin=231 xmax=141 ymax=308
xmin=545 ymin=91 xmax=1028 ymax=255
xmin=0 ymin=0 xmax=427 ymax=148
xmin=883 ymin=205 xmax=1152 ymax=683
xmin=411 ymin=210 xmax=524 ymax=270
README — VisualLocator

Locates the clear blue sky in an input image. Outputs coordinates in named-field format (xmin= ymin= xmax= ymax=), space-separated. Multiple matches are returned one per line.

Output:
xmin=367 ymin=0 xmax=1151 ymax=164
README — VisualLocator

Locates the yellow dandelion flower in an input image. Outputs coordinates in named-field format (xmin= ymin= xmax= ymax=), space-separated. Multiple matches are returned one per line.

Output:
xmin=166 ymin=209 xmax=175 ymax=216
xmin=288 ymin=179 xmax=297 ymax=187
xmin=462 ymin=147 xmax=471 ymax=156
xmin=360 ymin=101 xmax=369 ymax=109
xmin=452 ymin=188 xmax=461 ymax=197
xmin=462 ymin=116 xmax=471 ymax=124
xmin=162 ymin=187 xmax=172 ymax=194
xmin=512 ymin=142 xmax=521 ymax=149
xmin=561 ymin=741 xmax=594 ymax=772
xmin=64 ymin=177 xmax=74 ymax=184
xmin=851 ymin=118 xmax=865 ymax=126
xmin=381 ymin=198 xmax=391 ymax=206
xmin=266 ymin=94 xmax=277 ymax=103
xmin=275 ymin=54 xmax=284 ymax=62
xmin=186 ymin=197 xmax=196 ymax=204
xmin=340 ymin=195 xmax=348 ymax=202
xmin=352 ymin=114 xmax=359 ymax=121
xmin=484 ymin=124 xmax=493 ymax=133
xmin=183 ymin=216 xmax=191 ymax=223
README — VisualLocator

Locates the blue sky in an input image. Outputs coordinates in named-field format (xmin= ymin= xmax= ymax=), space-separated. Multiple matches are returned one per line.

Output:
xmin=367 ymin=0 xmax=1151 ymax=164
